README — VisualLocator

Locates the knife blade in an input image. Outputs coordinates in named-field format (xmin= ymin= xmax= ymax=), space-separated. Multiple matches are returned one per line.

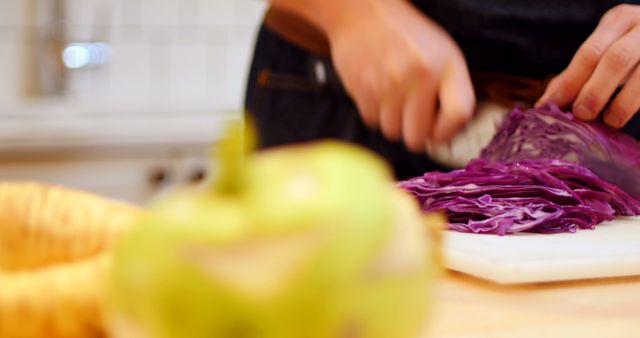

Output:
xmin=581 ymin=148 xmax=640 ymax=198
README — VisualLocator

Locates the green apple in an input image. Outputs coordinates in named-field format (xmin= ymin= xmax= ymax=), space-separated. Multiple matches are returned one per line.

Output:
xmin=108 ymin=123 xmax=441 ymax=338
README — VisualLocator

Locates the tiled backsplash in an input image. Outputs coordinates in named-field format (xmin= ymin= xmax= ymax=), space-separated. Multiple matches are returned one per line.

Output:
xmin=0 ymin=0 xmax=267 ymax=113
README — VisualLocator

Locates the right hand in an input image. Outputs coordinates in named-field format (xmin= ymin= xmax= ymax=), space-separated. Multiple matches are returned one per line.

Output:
xmin=325 ymin=0 xmax=475 ymax=152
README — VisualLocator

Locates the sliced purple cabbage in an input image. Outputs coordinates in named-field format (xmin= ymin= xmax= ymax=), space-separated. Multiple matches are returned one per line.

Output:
xmin=399 ymin=105 xmax=640 ymax=235
xmin=481 ymin=104 xmax=640 ymax=170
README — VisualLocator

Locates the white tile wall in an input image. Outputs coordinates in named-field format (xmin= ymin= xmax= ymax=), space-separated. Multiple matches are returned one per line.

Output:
xmin=0 ymin=29 xmax=22 ymax=105
xmin=224 ymin=26 xmax=257 ymax=109
xmin=169 ymin=39 xmax=209 ymax=102
xmin=0 ymin=0 xmax=27 ymax=27
xmin=112 ymin=0 xmax=142 ymax=26
xmin=65 ymin=0 xmax=102 ymax=28
xmin=207 ymin=39 xmax=236 ymax=110
xmin=140 ymin=0 xmax=183 ymax=27
xmin=234 ymin=1 xmax=271 ymax=26
xmin=198 ymin=0 xmax=240 ymax=27
xmin=0 ymin=0 xmax=267 ymax=113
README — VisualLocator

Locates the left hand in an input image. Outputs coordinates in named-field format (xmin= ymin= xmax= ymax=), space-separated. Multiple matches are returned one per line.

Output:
xmin=537 ymin=4 xmax=640 ymax=128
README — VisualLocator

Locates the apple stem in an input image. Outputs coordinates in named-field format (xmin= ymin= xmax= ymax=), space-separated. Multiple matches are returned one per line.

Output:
xmin=212 ymin=119 xmax=256 ymax=195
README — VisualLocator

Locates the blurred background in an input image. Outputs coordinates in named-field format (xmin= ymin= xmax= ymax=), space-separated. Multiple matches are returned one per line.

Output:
xmin=0 ymin=0 xmax=267 ymax=203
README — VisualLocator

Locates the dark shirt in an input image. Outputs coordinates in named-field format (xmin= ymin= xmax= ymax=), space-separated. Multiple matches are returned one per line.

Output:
xmin=414 ymin=1 xmax=639 ymax=77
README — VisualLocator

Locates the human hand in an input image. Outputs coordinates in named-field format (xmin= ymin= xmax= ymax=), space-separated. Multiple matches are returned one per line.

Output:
xmin=537 ymin=4 xmax=640 ymax=128
xmin=324 ymin=0 xmax=475 ymax=152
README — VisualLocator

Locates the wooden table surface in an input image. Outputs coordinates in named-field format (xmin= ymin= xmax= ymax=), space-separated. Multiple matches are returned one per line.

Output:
xmin=423 ymin=271 xmax=640 ymax=338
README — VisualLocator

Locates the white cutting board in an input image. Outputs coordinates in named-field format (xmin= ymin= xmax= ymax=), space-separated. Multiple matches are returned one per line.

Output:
xmin=443 ymin=217 xmax=640 ymax=284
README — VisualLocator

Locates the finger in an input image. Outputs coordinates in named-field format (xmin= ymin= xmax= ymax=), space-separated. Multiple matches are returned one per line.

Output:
xmin=334 ymin=50 xmax=382 ymax=130
xmin=573 ymin=26 xmax=640 ymax=120
xmin=402 ymin=77 xmax=437 ymax=153
xmin=535 ymin=63 xmax=631 ymax=108
xmin=351 ymin=85 xmax=380 ymax=130
xmin=537 ymin=7 xmax=638 ymax=108
xmin=536 ymin=73 xmax=565 ymax=107
xmin=379 ymin=94 xmax=405 ymax=142
xmin=432 ymin=59 xmax=475 ymax=144
xmin=604 ymin=65 xmax=640 ymax=128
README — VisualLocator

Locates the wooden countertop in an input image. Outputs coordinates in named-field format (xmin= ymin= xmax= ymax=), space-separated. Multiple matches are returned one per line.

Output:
xmin=424 ymin=271 xmax=640 ymax=338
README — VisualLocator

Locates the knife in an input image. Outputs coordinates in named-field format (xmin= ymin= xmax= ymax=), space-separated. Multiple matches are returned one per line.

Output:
xmin=581 ymin=148 xmax=640 ymax=198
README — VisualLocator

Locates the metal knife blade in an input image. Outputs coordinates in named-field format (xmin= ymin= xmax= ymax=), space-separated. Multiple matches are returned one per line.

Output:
xmin=581 ymin=150 xmax=640 ymax=198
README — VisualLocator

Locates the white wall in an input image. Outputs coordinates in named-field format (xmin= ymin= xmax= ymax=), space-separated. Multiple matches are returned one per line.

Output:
xmin=0 ymin=0 xmax=267 ymax=203
xmin=0 ymin=0 xmax=267 ymax=113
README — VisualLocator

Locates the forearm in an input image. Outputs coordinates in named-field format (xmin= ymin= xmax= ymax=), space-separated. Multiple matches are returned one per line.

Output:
xmin=268 ymin=0 xmax=382 ymax=37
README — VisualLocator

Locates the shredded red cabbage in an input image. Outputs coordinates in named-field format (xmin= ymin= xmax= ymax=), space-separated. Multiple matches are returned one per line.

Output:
xmin=399 ymin=105 xmax=640 ymax=235
xmin=481 ymin=104 xmax=640 ymax=169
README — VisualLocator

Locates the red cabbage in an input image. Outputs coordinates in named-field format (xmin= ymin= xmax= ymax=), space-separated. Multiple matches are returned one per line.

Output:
xmin=482 ymin=104 xmax=640 ymax=176
xmin=400 ymin=105 xmax=640 ymax=235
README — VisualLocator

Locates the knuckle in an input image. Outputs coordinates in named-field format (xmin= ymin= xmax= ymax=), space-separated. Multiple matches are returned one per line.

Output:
xmin=386 ymin=56 xmax=416 ymax=89
xmin=605 ymin=45 xmax=634 ymax=71
xmin=551 ymin=78 xmax=569 ymax=98
xmin=455 ymin=106 xmax=474 ymax=122
xmin=604 ymin=4 xmax=631 ymax=22
xmin=353 ymin=88 xmax=378 ymax=120
xmin=357 ymin=79 xmax=379 ymax=102
xmin=557 ymin=81 xmax=574 ymax=101
xmin=402 ymin=122 xmax=423 ymax=151
xmin=444 ymin=98 xmax=474 ymax=123
xmin=547 ymin=76 xmax=560 ymax=89
xmin=579 ymin=89 xmax=603 ymax=111
xmin=411 ymin=57 xmax=434 ymax=81
xmin=547 ymin=75 xmax=573 ymax=103
xmin=578 ymin=42 xmax=606 ymax=66
xmin=458 ymin=97 xmax=476 ymax=119
xmin=356 ymin=100 xmax=374 ymax=119
xmin=616 ymin=3 xmax=635 ymax=14
xmin=387 ymin=66 xmax=405 ymax=89
xmin=545 ymin=77 xmax=563 ymax=96
xmin=382 ymin=123 xmax=401 ymax=141
xmin=608 ymin=101 xmax=634 ymax=124
xmin=380 ymin=106 xmax=401 ymax=139
xmin=361 ymin=111 xmax=379 ymax=128
xmin=404 ymin=134 xmax=423 ymax=153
